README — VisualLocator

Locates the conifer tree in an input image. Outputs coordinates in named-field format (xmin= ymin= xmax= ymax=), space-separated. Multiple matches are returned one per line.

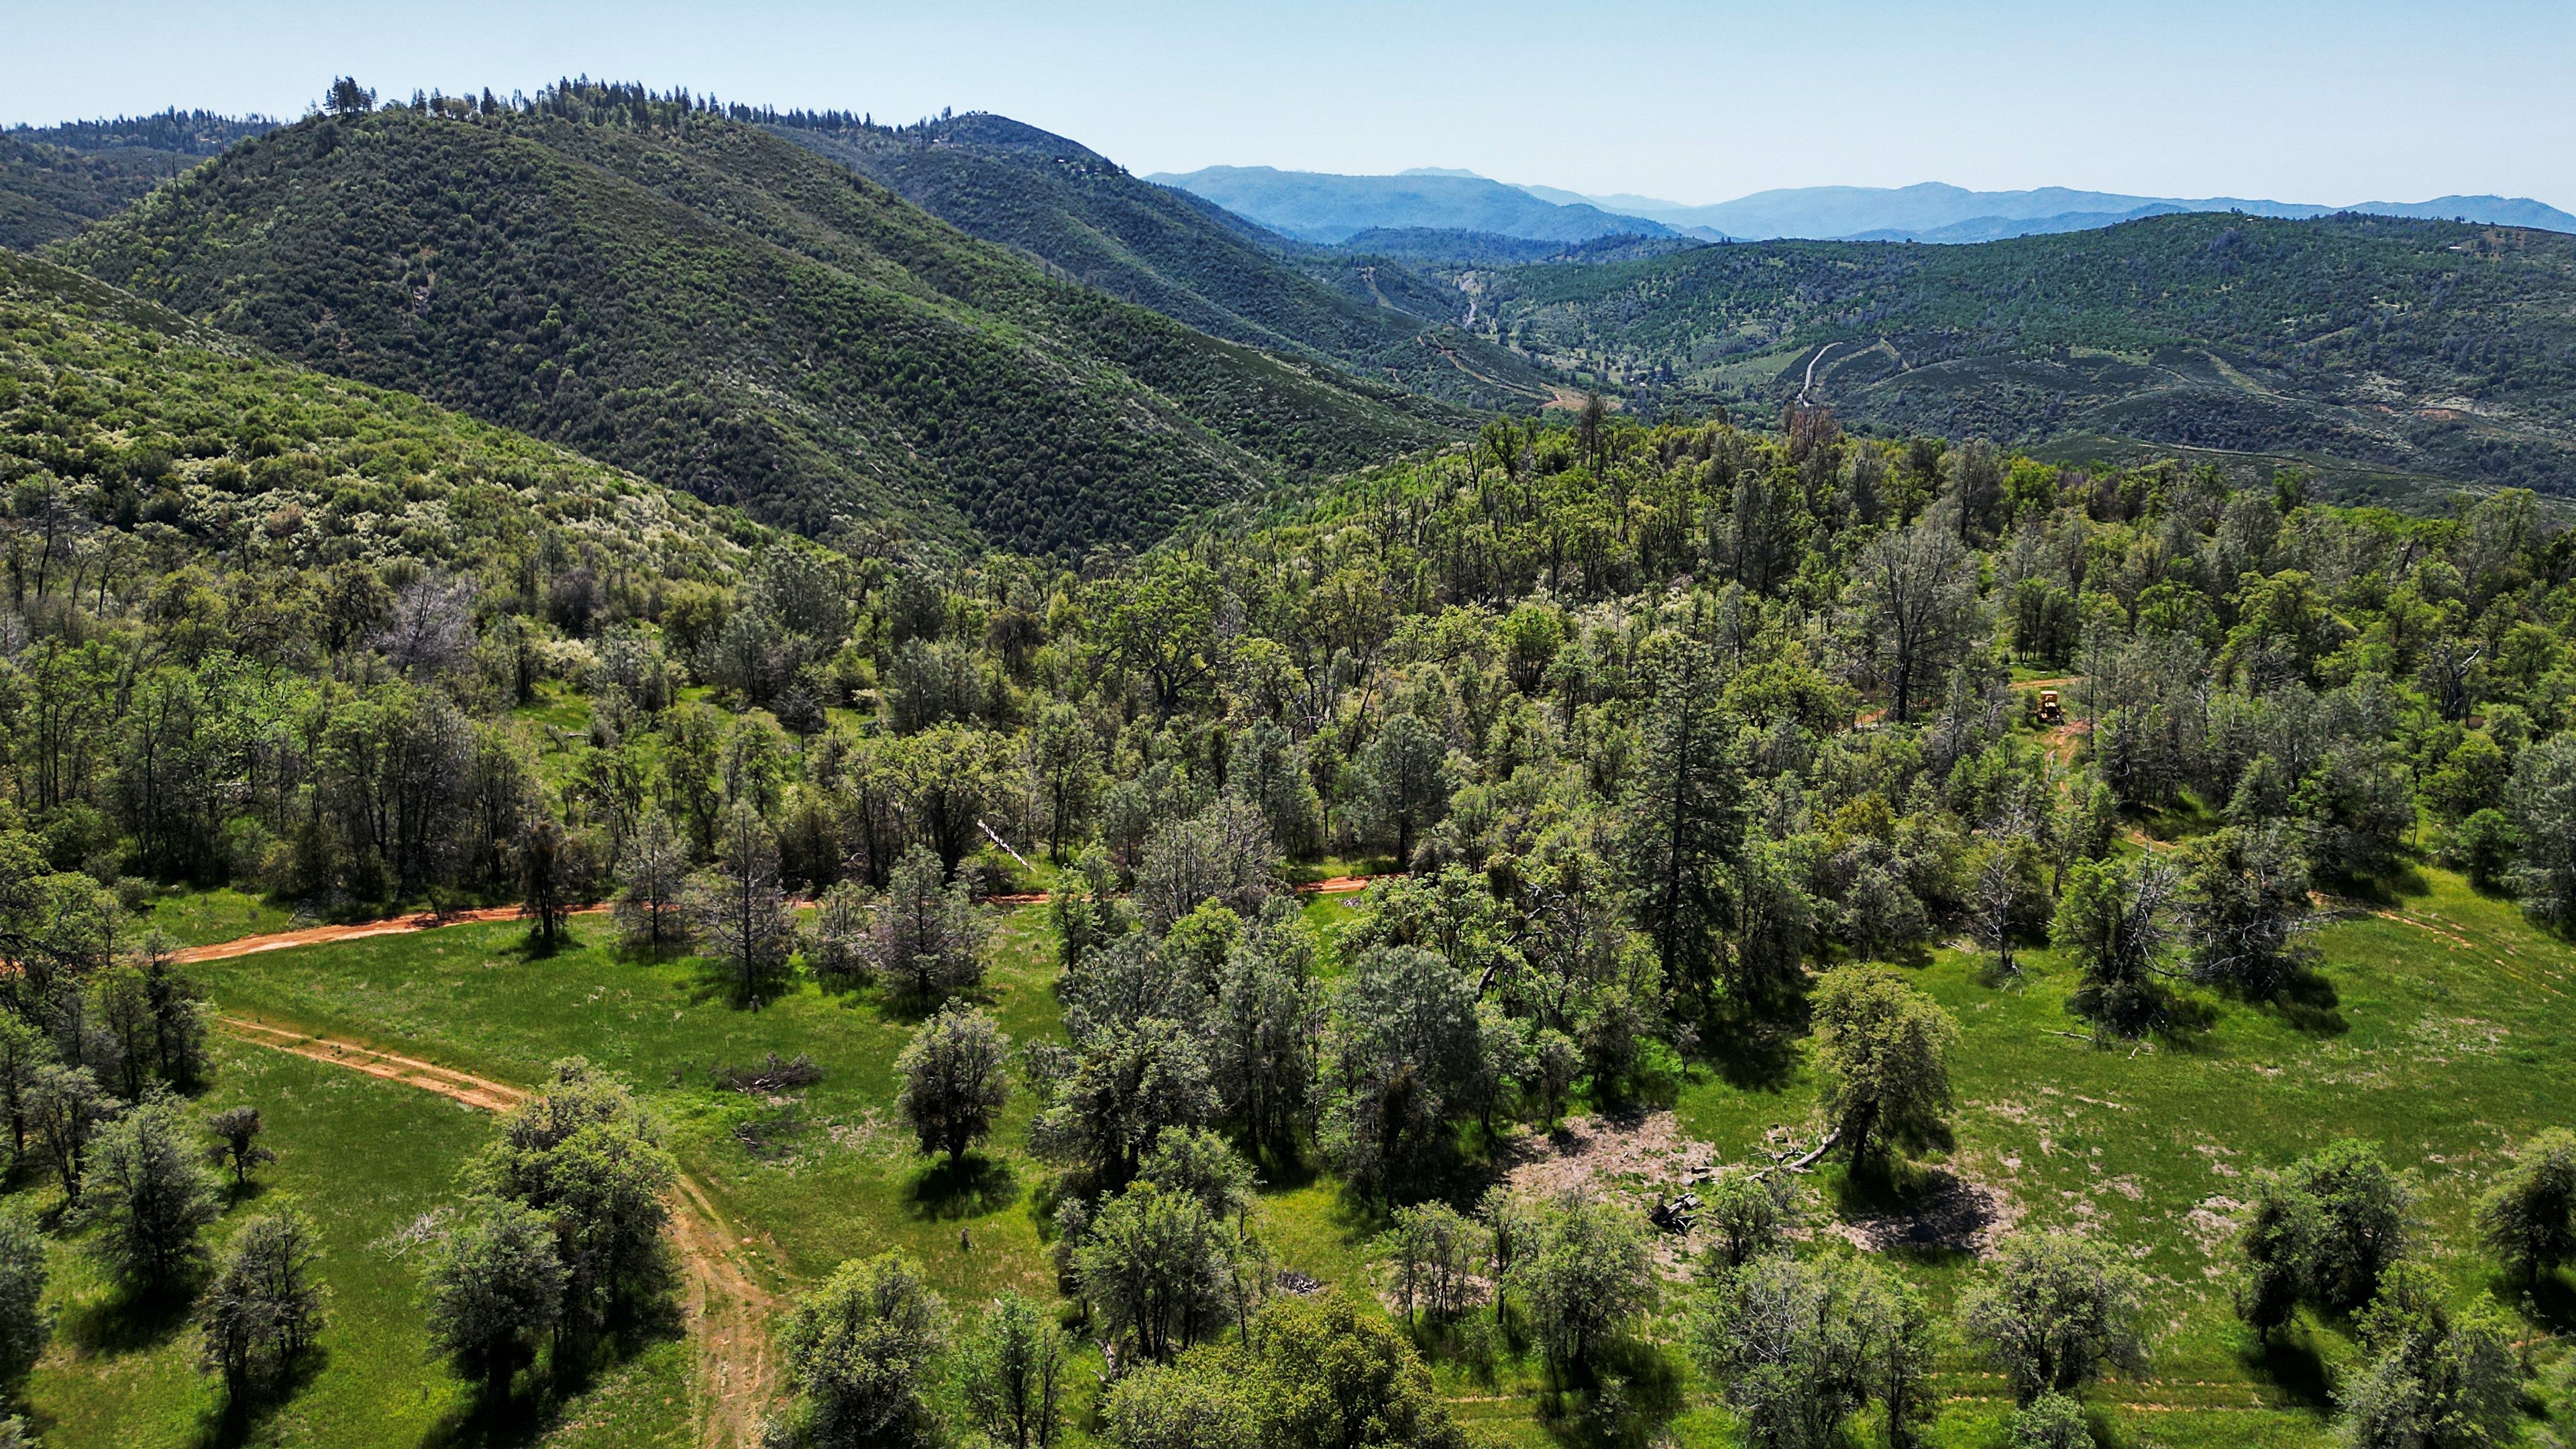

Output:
xmin=1618 ymin=633 xmax=1740 ymax=996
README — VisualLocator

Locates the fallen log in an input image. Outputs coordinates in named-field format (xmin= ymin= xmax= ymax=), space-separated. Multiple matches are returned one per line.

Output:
xmin=1762 ymin=1128 xmax=1842 ymax=1176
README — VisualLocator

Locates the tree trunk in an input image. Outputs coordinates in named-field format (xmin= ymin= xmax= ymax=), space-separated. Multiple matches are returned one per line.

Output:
xmin=1844 ymin=1102 xmax=1878 ymax=1169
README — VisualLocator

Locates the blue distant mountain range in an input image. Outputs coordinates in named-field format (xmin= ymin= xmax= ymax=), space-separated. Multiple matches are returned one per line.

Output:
xmin=1148 ymin=167 xmax=2576 ymax=247
xmin=1141 ymin=166 xmax=1680 ymax=245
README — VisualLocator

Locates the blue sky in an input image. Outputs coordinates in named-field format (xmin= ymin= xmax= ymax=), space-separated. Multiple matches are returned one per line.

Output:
xmin=5 ymin=0 xmax=2569 ymax=207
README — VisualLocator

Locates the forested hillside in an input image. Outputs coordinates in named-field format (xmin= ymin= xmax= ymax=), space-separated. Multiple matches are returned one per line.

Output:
xmin=0 ymin=110 xmax=275 ymax=250
xmin=14 ymin=79 xmax=2576 ymax=1449
xmin=34 ymin=93 xmax=2576 ymax=517
xmin=0 ymin=246 xmax=765 ymax=896
xmin=1461 ymin=213 xmax=2576 ymax=495
xmin=1324 ymin=227 xmax=1707 ymax=268
xmin=55 ymin=83 xmax=1466 ymax=555
xmin=9 ymin=203 xmax=2576 ymax=1446
xmin=0 ymin=138 xmax=203 ymax=252
xmin=5 ymin=111 xmax=275 ymax=154
xmin=766 ymin=111 xmax=1558 ymax=410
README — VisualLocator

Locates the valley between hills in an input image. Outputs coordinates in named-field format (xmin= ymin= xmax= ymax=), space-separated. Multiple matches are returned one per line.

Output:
xmin=0 ymin=77 xmax=2570 ymax=1449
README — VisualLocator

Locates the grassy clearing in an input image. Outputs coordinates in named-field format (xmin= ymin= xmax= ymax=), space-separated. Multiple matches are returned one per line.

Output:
xmin=20 ymin=1036 xmax=692 ymax=1449
xmin=1670 ymin=865 xmax=2575 ymax=1447
xmin=175 ymin=869 xmax=2576 ymax=1448
xmin=137 ymin=888 xmax=300 ymax=949
xmin=1237 ymin=865 xmax=2576 ymax=1448
xmin=190 ymin=907 xmax=1075 ymax=1312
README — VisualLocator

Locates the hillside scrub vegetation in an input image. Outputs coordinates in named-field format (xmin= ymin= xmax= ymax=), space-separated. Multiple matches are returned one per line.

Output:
xmin=0 ymin=111 xmax=277 ymax=250
xmin=54 ymin=82 xmax=1468 ymax=555
xmin=766 ymin=109 xmax=1558 ymax=413
xmin=1448 ymin=213 xmax=2576 ymax=496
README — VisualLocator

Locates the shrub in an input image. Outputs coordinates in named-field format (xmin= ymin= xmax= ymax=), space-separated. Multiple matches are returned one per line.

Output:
xmin=198 ymin=1208 xmax=329 ymax=1395
xmin=1958 ymin=1230 xmax=2148 ymax=1402
xmin=80 ymin=1094 xmax=220 ymax=1293
xmin=424 ymin=1197 xmax=565 ymax=1391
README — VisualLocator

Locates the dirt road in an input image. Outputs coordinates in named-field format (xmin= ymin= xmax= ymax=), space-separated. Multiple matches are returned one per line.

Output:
xmin=211 ymin=1016 xmax=778 ymax=1448
xmin=217 ymin=1016 xmax=529 ymax=1112
xmin=666 ymin=1171 xmax=781 ymax=1448
xmin=1798 ymin=341 xmax=1841 ymax=404
xmin=175 ymin=904 xmax=610 ymax=965
xmin=181 ymin=874 xmax=1379 ymax=959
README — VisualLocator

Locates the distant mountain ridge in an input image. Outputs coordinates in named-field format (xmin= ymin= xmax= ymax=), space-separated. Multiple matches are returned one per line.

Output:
xmin=1162 ymin=166 xmax=2574 ymax=250
xmin=1837 ymin=204 xmax=2194 ymax=245
xmin=1148 ymin=165 xmax=1681 ymax=244
xmin=1517 ymin=179 xmax=2576 ymax=241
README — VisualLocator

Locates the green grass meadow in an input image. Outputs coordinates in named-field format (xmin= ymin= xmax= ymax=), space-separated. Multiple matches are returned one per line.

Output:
xmin=27 ymin=1038 xmax=502 ymax=1448
xmin=1668 ymin=867 xmax=2576 ymax=1448
xmin=28 ymin=866 xmax=2574 ymax=1448
xmin=138 ymin=888 xmax=300 ymax=949
xmin=190 ymin=907 xmax=1073 ymax=1309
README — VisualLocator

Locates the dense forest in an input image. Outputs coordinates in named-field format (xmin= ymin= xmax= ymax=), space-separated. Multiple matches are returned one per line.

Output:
xmin=0 ymin=247 xmax=766 ymax=894
xmin=53 ymin=83 xmax=1466 ymax=554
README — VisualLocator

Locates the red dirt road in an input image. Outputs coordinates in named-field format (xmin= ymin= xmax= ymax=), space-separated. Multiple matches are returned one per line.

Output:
xmin=174 ymin=904 xmax=611 ymax=965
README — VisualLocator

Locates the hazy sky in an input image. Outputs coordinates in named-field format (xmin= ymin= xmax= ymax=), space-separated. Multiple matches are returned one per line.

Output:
xmin=6 ymin=0 xmax=2570 ymax=207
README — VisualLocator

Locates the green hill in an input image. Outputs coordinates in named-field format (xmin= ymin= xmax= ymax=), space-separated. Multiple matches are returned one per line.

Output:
xmin=764 ymin=111 xmax=1558 ymax=411
xmin=56 ymin=86 xmax=1468 ymax=555
xmin=1466 ymin=212 xmax=2576 ymax=494
xmin=0 ymin=247 xmax=757 ymax=581
xmin=0 ymin=110 xmax=277 ymax=250
xmin=0 ymin=136 xmax=205 ymax=251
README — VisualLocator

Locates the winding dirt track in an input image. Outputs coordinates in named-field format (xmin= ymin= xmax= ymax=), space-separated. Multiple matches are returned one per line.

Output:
xmin=211 ymin=1008 xmax=775 ymax=1447
xmin=666 ymin=1171 xmax=780 ymax=1449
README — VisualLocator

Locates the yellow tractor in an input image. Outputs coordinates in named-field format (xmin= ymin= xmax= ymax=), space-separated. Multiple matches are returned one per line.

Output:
xmin=2037 ymin=690 xmax=2064 ymax=724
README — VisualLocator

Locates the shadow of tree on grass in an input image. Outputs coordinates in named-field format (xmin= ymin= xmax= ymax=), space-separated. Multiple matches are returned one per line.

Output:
xmin=2240 ymin=1324 xmax=2334 ymax=1411
xmin=1535 ymin=1333 xmax=1685 ymax=1449
xmin=191 ymin=1344 xmax=333 ymax=1449
xmin=908 ymin=1152 xmax=1020 ymax=1221
xmin=60 ymin=1278 xmax=198 ymax=1357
